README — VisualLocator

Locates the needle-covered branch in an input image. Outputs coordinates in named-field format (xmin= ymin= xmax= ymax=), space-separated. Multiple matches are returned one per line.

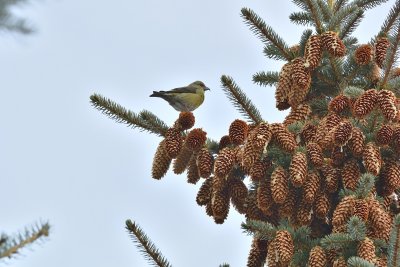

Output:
xmin=252 ymin=71 xmax=279 ymax=87
xmin=380 ymin=0 xmax=400 ymax=35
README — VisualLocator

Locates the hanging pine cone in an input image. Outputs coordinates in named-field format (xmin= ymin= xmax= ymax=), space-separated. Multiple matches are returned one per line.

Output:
xmin=271 ymin=166 xmax=289 ymax=204
xmin=353 ymin=89 xmax=379 ymax=118
xmin=301 ymin=123 xmax=317 ymax=143
xmin=393 ymin=126 xmax=400 ymax=152
xmin=348 ymin=126 xmax=365 ymax=157
xmin=218 ymin=135 xmax=232 ymax=151
xmin=246 ymin=238 xmax=268 ymax=267
xmin=363 ymin=142 xmax=382 ymax=176
xmin=369 ymin=200 xmax=392 ymax=241
xmin=308 ymin=246 xmax=327 ymax=267
xmin=279 ymin=186 xmax=297 ymax=218
xmin=275 ymin=230 xmax=294 ymax=265
xmin=196 ymin=177 xmax=213 ymax=206
xmin=173 ymin=146 xmax=193 ymax=174
xmin=283 ymin=103 xmax=312 ymax=126
xmin=341 ymin=159 xmax=361 ymax=191
xmin=378 ymin=89 xmax=397 ymax=121
xmin=211 ymin=189 xmax=230 ymax=224
xmin=257 ymin=180 xmax=274 ymax=215
xmin=250 ymin=157 xmax=272 ymax=182
xmin=187 ymin=154 xmax=200 ymax=184
xmin=267 ymin=240 xmax=279 ymax=267
xmin=331 ymin=146 xmax=346 ymax=167
xmin=296 ymin=199 xmax=313 ymax=226
xmin=175 ymin=111 xmax=195 ymax=130
xmin=229 ymin=119 xmax=249 ymax=145
xmin=315 ymin=191 xmax=330 ymax=219
xmin=391 ymin=67 xmax=400 ymax=79
xmin=304 ymin=35 xmax=322 ymax=69
xmin=374 ymin=37 xmax=391 ymax=68
xmin=328 ymin=94 xmax=350 ymax=114
xmin=307 ymin=142 xmax=324 ymax=168
xmin=276 ymin=62 xmax=293 ymax=110
xmin=197 ymin=148 xmax=213 ymax=178
xmin=376 ymin=124 xmax=394 ymax=145
xmin=332 ymin=195 xmax=355 ymax=229
xmin=303 ymin=171 xmax=321 ymax=204
xmin=214 ymin=147 xmax=235 ymax=177
xmin=354 ymin=198 xmax=369 ymax=221
xmin=382 ymin=160 xmax=400 ymax=194
xmin=252 ymin=122 xmax=273 ymax=149
xmin=242 ymin=123 xmax=272 ymax=170
xmin=289 ymin=151 xmax=308 ymax=187
xmin=288 ymin=83 xmax=310 ymax=108
xmin=152 ymin=140 xmax=173 ymax=179
xmin=333 ymin=257 xmax=347 ymax=267
xmin=370 ymin=62 xmax=382 ymax=84
xmin=321 ymin=31 xmax=346 ymax=57
xmin=270 ymin=123 xmax=297 ymax=153
xmin=228 ymin=177 xmax=248 ymax=214
xmin=354 ymin=44 xmax=373 ymax=65
xmin=165 ymin=128 xmax=183 ymax=158
xmin=321 ymin=164 xmax=340 ymax=193
xmin=185 ymin=128 xmax=207 ymax=151
xmin=291 ymin=57 xmax=311 ymax=89
xmin=333 ymin=120 xmax=353 ymax=146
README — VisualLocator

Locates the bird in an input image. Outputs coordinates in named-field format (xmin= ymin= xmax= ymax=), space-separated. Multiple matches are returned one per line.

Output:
xmin=150 ymin=81 xmax=210 ymax=112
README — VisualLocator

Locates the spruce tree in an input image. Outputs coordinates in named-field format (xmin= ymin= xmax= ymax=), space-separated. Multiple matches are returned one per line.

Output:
xmin=91 ymin=0 xmax=400 ymax=266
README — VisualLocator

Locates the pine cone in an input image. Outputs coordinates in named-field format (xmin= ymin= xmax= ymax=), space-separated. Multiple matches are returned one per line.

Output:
xmin=382 ymin=160 xmax=400 ymax=194
xmin=332 ymin=196 xmax=355 ymax=230
xmin=250 ymin=157 xmax=272 ymax=182
xmin=211 ymin=189 xmax=230 ymax=224
xmin=304 ymin=35 xmax=322 ymax=69
xmin=197 ymin=148 xmax=213 ymax=178
xmin=175 ymin=111 xmax=195 ymax=130
xmin=333 ymin=257 xmax=347 ymax=267
xmin=229 ymin=177 xmax=248 ymax=214
xmin=283 ymin=103 xmax=312 ymax=126
xmin=196 ymin=177 xmax=213 ymax=206
xmin=333 ymin=120 xmax=353 ymax=146
xmin=315 ymin=191 xmax=330 ymax=219
xmin=242 ymin=123 xmax=272 ymax=170
xmin=276 ymin=62 xmax=293 ymax=110
xmin=303 ymin=171 xmax=321 ymax=204
xmin=289 ymin=151 xmax=308 ymax=187
xmin=173 ymin=146 xmax=193 ymax=174
xmin=321 ymin=31 xmax=346 ymax=57
xmin=152 ymin=140 xmax=173 ymax=179
xmin=247 ymin=238 xmax=268 ymax=267
xmin=229 ymin=119 xmax=249 ymax=145
xmin=296 ymin=199 xmax=313 ymax=226
xmin=275 ymin=230 xmax=294 ymax=264
xmin=370 ymin=62 xmax=381 ymax=83
xmin=291 ymin=57 xmax=311 ymax=89
xmin=271 ymin=166 xmax=289 ymax=204
xmin=354 ymin=44 xmax=373 ymax=65
xmin=331 ymin=146 xmax=346 ymax=167
xmin=348 ymin=126 xmax=365 ymax=157
xmin=321 ymin=164 xmax=340 ymax=193
xmin=341 ymin=159 xmax=360 ymax=191
xmin=279 ymin=186 xmax=297 ymax=218
xmin=307 ymin=142 xmax=324 ymax=167
xmin=301 ymin=123 xmax=317 ymax=143
xmin=308 ymin=246 xmax=327 ymax=267
xmin=393 ymin=126 xmax=400 ymax=152
xmin=270 ymin=123 xmax=297 ymax=153
xmin=257 ymin=180 xmax=273 ymax=215
xmin=267 ymin=240 xmax=279 ymax=267
xmin=252 ymin=122 xmax=273 ymax=149
xmin=186 ymin=154 xmax=200 ymax=184
xmin=363 ymin=142 xmax=381 ymax=176
xmin=288 ymin=83 xmax=310 ymax=108
xmin=353 ymin=89 xmax=378 ymax=118
xmin=391 ymin=67 xmax=400 ymax=79
xmin=376 ymin=124 xmax=394 ymax=145
xmin=354 ymin=198 xmax=369 ymax=221
xmin=328 ymin=94 xmax=350 ymax=114
xmin=218 ymin=135 xmax=232 ymax=151
xmin=246 ymin=191 xmax=265 ymax=221
xmin=375 ymin=37 xmax=391 ymax=68
xmin=185 ymin=128 xmax=207 ymax=151
xmin=378 ymin=89 xmax=397 ymax=121
xmin=165 ymin=128 xmax=183 ymax=158
xmin=369 ymin=200 xmax=392 ymax=241
xmin=214 ymin=147 xmax=235 ymax=177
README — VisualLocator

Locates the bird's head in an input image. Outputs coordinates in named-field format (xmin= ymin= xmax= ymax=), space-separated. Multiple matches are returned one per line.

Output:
xmin=191 ymin=80 xmax=210 ymax=91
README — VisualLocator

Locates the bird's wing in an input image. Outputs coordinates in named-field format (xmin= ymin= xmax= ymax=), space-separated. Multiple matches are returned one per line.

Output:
xmin=167 ymin=86 xmax=198 ymax=94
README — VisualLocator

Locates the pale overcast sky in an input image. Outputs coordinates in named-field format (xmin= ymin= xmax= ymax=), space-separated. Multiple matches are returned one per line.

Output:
xmin=1 ymin=0 xmax=396 ymax=266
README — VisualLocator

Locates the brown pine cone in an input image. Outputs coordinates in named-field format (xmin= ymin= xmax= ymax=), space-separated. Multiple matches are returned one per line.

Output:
xmin=229 ymin=119 xmax=249 ymax=145
xmin=175 ymin=111 xmax=195 ymax=130
xmin=228 ymin=177 xmax=248 ymax=214
xmin=197 ymin=148 xmax=213 ymax=178
xmin=363 ymin=142 xmax=382 ymax=176
xmin=333 ymin=257 xmax=347 ymax=267
xmin=250 ymin=157 xmax=272 ymax=182
xmin=186 ymin=154 xmax=200 ymax=184
xmin=315 ymin=191 xmax=330 ymax=219
xmin=173 ymin=146 xmax=193 ymax=174
xmin=369 ymin=200 xmax=392 ymax=241
xmin=288 ymin=83 xmax=310 ymax=108
xmin=276 ymin=62 xmax=293 ymax=110
xmin=247 ymin=238 xmax=268 ymax=267
xmin=353 ymin=89 xmax=378 ymax=118
xmin=332 ymin=195 xmax=355 ymax=229
xmin=354 ymin=44 xmax=373 ymax=65
xmin=303 ymin=171 xmax=321 ymax=204
xmin=291 ymin=57 xmax=311 ymax=89
xmin=375 ymin=37 xmax=391 ymax=68
xmin=308 ymin=246 xmax=327 ymax=267
xmin=165 ymin=128 xmax=183 ymax=158
xmin=214 ymin=147 xmax=235 ymax=177
xmin=196 ymin=177 xmax=213 ymax=206
xmin=301 ymin=123 xmax=317 ymax=143
xmin=185 ymin=128 xmax=207 ymax=151
xmin=304 ymin=35 xmax=322 ymax=70
xmin=391 ymin=67 xmax=400 ymax=79
xmin=354 ymin=198 xmax=369 ymax=221
xmin=270 ymin=123 xmax=297 ymax=153
xmin=283 ymin=103 xmax=312 ymax=126
xmin=267 ymin=240 xmax=279 ymax=267
xmin=152 ymin=140 xmax=173 ymax=179
xmin=252 ymin=122 xmax=273 ymax=149
xmin=321 ymin=164 xmax=340 ymax=193
xmin=370 ymin=62 xmax=382 ymax=83
xmin=341 ymin=159 xmax=361 ymax=190
xmin=321 ymin=31 xmax=346 ymax=57
xmin=307 ymin=142 xmax=324 ymax=168
xmin=329 ymin=94 xmax=350 ymax=114
xmin=376 ymin=124 xmax=394 ymax=145
xmin=393 ymin=126 xmax=400 ymax=152
xmin=378 ymin=89 xmax=397 ymax=121
xmin=242 ymin=123 xmax=272 ymax=170
xmin=211 ymin=189 xmax=230 ymax=224
xmin=271 ymin=166 xmax=289 ymax=204
xmin=331 ymin=146 xmax=346 ymax=167
xmin=275 ymin=230 xmax=294 ymax=264
xmin=257 ymin=180 xmax=273 ymax=215
xmin=218 ymin=135 xmax=232 ymax=151
xmin=382 ymin=160 xmax=400 ymax=194
xmin=289 ymin=151 xmax=308 ymax=187
xmin=296 ymin=200 xmax=313 ymax=226
xmin=348 ymin=126 xmax=365 ymax=157
xmin=333 ymin=120 xmax=353 ymax=146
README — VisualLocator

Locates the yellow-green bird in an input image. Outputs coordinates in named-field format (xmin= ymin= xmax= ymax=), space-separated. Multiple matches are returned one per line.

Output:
xmin=150 ymin=81 xmax=210 ymax=112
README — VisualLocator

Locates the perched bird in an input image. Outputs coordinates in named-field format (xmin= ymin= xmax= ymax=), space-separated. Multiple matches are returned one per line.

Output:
xmin=150 ymin=81 xmax=210 ymax=111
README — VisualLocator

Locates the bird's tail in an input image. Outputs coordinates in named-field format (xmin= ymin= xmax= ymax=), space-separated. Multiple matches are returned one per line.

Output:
xmin=150 ymin=91 xmax=164 ymax=97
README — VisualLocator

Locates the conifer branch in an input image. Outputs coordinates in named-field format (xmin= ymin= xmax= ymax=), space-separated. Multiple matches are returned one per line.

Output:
xmin=382 ymin=23 xmax=400 ymax=87
xmin=347 ymin=256 xmax=375 ymax=267
xmin=317 ymin=0 xmax=333 ymax=22
xmin=380 ymin=0 xmax=400 ymax=34
xmin=90 ymin=94 xmax=167 ymax=137
xmin=139 ymin=110 xmax=169 ymax=137
xmin=241 ymin=220 xmax=276 ymax=240
xmin=220 ymin=75 xmax=263 ymax=124
xmin=305 ymin=0 xmax=325 ymax=33
xmin=263 ymin=45 xmax=289 ymax=61
xmin=354 ymin=0 xmax=389 ymax=9
xmin=290 ymin=11 xmax=314 ymax=26
xmin=321 ymin=233 xmax=352 ymax=249
xmin=328 ymin=4 xmax=359 ymax=31
xmin=299 ymin=29 xmax=313 ymax=57
xmin=0 ymin=222 xmax=50 ymax=259
xmin=340 ymin=9 xmax=365 ymax=39
xmin=334 ymin=0 xmax=349 ymax=12
xmin=252 ymin=71 xmax=279 ymax=87
xmin=125 ymin=220 xmax=172 ymax=267
xmin=241 ymin=8 xmax=292 ymax=61
xmin=388 ymin=214 xmax=400 ymax=267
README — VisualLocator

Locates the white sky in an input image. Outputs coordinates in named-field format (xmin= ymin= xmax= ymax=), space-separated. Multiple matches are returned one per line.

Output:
xmin=0 ymin=0 xmax=396 ymax=266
